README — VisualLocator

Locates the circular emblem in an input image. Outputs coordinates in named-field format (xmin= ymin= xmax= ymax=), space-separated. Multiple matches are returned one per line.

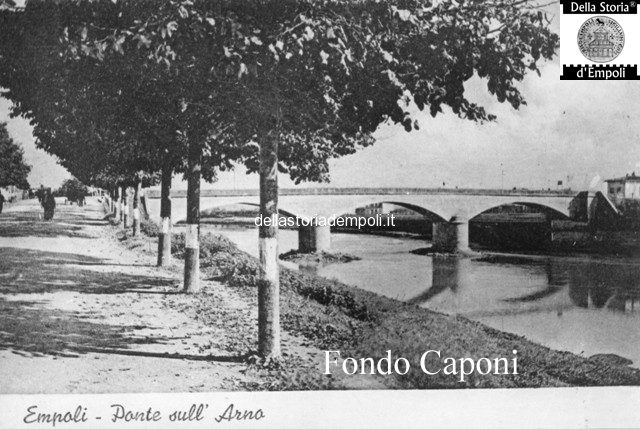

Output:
xmin=578 ymin=16 xmax=624 ymax=63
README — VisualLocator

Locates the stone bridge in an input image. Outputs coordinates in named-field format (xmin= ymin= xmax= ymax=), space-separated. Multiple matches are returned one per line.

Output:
xmin=144 ymin=188 xmax=576 ymax=254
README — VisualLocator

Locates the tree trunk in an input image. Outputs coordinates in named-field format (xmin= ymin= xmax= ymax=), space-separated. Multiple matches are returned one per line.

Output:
xmin=183 ymin=141 xmax=201 ymax=293
xmin=122 ymin=187 xmax=129 ymax=228
xmin=132 ymin=181 xmax=141 ymax=236
xmin=157 ymin=163 xmax=173 ymax=267
xmin=115 ymin=186 xmax=122 ymax=223
xmin=258 ymin=135 xmax=281 ymax=358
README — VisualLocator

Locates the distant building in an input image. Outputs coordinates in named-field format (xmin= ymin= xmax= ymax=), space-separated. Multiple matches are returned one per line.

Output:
xmin=605 ymin=173 xmax=640 ymax=202
xmin=355 ymin=203 xmax=385 ymax=216
xmin=354 ymin=202 xmax=397 ymax=216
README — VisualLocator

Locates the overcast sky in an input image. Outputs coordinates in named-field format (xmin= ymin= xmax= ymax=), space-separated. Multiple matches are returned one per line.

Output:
xmin=0 ymin=98 xmax=71 ymax=188
xmin=2 ymin=7 xmax=638 ymax=191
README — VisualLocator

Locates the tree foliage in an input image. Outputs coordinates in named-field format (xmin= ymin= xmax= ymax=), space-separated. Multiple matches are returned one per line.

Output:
xmin=0 ymin=6 xmax=163 ymax=190
xmin=54 ymin=0 xmax=557 ymax=182
xmin=0 ymin=122 xmax=31 ymax=189
xmin=0 ymin=0 xmax=558 ymax=187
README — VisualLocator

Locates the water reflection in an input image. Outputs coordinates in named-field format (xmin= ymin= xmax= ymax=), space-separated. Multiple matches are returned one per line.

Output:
xmin=407 ymin=256 xmax=460 ymax=305
xmin=210 ymin=226 xmax=640 ymax=316
xmin=405 ymin=254 xmax=640 ymax=315
xmin=563 ymin=262 xmax=640 ymax=312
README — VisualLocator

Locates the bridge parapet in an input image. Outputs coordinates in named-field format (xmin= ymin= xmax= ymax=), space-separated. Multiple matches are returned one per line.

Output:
xmin=145 ymin=187 xmax=577 ymax=199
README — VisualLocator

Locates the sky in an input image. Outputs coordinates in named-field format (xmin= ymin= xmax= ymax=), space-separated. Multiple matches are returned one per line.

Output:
xmin=0 ymin=98 xmax=71 ymax=188
xmin=2 ymin=6 xmax=639 ymax=192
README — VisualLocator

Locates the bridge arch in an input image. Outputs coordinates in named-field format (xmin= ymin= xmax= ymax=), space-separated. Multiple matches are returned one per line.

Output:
xmin=469 ymin=201 xmax=570 ymax=221
xmin=195 ymin=200 xmax=451 ymax=223
xmin=377 ymin=201 xmax=448 ymax=222
xmin=176 ymin=202 xmax=302 ymax=223
xmin=327 ymin=200 xmax=448 ymax=223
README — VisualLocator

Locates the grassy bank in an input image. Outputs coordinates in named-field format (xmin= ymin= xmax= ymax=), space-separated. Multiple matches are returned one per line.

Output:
xmin=125 ymin=217 xmax=640 ymax=389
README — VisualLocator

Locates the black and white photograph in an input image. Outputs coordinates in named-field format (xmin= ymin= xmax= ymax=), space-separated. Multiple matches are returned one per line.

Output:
xmin=0 ymin=0 xmax=639 ymax=427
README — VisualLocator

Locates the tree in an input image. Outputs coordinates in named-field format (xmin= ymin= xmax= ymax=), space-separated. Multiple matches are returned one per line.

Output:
xmin=54 ymin=1 xmax=244 ymax=273
xmin=58 ymin=177 xmax=87 ymax=202
xmin=0 ymin=122 xmax=31 ymax=189
xmin=44 ymin=0 xmax=256 ymax=289
xmin=0 ymin=0 xmax=17 ymax=11
xmin=0 ymin=3 xmax=166 ymax=233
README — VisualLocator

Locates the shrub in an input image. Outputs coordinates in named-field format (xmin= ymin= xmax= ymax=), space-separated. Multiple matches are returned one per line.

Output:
xmin=140 ymin=218 xmax=160 ymax=237
xmin=161 ymin=227 xmax=375 ymax=322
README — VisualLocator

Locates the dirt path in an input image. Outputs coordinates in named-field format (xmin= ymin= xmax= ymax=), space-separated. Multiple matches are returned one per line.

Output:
xmin=0 ymin=197 xmax=337 ymax=393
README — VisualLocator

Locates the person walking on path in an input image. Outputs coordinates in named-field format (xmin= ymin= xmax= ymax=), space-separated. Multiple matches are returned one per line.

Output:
xmin=42 ymin=189 xmax=56 ymax=220
xmin=36 ymin=185 xmax=45 ymax=204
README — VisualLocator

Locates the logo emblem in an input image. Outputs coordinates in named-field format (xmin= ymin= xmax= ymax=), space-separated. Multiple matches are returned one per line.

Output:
xmin=578 ymin=16 xmax=625 ymax=63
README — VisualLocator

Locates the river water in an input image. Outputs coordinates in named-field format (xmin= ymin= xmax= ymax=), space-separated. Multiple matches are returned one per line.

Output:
xmin=202 ymin=225 xmax=640 ymax=367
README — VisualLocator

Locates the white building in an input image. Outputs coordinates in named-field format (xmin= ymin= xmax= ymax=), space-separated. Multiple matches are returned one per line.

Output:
xmin=605 ymin=173 xmax=640 ymax=202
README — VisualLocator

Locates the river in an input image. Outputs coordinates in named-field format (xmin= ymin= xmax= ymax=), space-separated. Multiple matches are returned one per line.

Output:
xmin=200 ymin=225 xmax=640 ymax=367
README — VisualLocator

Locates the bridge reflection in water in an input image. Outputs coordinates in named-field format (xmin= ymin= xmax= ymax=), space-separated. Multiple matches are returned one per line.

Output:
xmin=406 ymin=255 xmax=640 ymax=366
xmin=406 ymin=255 xmax=640 ymax=315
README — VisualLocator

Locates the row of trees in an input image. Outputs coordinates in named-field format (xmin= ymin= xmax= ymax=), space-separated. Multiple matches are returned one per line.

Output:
xmin=0 ymin=0 xmax=557 ymax=358
xmin=0 ymin=122 xmax=30 ymax=190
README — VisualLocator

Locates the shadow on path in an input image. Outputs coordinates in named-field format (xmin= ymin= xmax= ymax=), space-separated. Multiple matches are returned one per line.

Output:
xmin=0 ymin=297 xmax=242 ymax=363
xmin=0 ymin=219 xmax=94 ymax=239
xmin=0 ymin=201 xmax=247 ymax=365
xmin=0 ymin=199 xmax=105 ymax=238
xmin=0 ymin=248 xmax=177 ymax=294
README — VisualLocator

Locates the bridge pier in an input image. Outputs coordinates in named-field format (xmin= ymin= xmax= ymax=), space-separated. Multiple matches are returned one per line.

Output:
xmin=432 ymin=215 xmax=472 ymax=255
xmin=298 ymin=223 xmax=331 ymax=253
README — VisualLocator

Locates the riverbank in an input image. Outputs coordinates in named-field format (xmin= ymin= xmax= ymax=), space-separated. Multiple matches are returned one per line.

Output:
xmin=129 ymin=212 xmax=640 ymax=388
